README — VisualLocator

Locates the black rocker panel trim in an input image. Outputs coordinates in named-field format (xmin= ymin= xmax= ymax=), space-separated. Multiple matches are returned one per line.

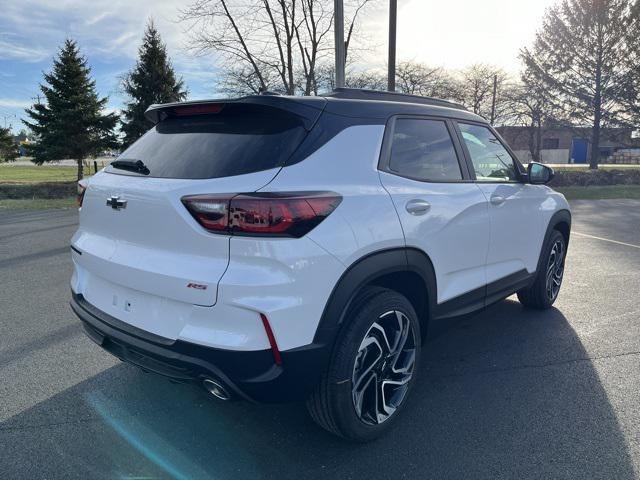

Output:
xmin=432 ymin=269 xmax=535 ymax=320
xmin=484 ymin=269 xmax=535 ymax=309
xmin=431 ymin=284 xmax=485 ymax=320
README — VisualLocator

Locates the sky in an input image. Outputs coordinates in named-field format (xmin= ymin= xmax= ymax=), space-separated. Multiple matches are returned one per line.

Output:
xmin=0 ymin=0 xmax=558 ymax=133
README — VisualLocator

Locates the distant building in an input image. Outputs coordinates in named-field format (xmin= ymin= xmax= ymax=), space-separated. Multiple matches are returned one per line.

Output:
xmin=12 ymin=132 xmax=30 ymax=157
xmin=497 ymin=126 xmax=640 ymax=164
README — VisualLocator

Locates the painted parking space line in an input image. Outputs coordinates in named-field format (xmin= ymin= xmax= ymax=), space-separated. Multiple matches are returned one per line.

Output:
xmin=572 ymin=231 xmax=640 ymax=250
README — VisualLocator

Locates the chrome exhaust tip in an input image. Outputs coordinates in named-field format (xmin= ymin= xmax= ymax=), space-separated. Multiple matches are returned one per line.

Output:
xmin=202 ymin=378 xmax=231 ymax=401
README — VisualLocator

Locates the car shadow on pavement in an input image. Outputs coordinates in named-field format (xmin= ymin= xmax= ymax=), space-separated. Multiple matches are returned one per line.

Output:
xmin=0 ymin=299 xmax=635 ymax=480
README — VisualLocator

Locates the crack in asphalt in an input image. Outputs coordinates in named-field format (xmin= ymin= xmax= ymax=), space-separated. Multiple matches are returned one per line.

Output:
xmin=0 ymin=416 xmax=100 ymax=433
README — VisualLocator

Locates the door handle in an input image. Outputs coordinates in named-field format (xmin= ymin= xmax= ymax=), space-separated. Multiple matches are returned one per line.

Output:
xmin=405 ymin=199 xmax=431 ymax=215
xmin=490 ymin=195 xmax=506 ymax=206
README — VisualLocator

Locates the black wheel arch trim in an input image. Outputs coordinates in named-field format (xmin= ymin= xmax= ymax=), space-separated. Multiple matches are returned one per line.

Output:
xmin=540 ymin=209 xmax=571 ymax=264
xmin=313 ymin=247 xmax=437 ymax=347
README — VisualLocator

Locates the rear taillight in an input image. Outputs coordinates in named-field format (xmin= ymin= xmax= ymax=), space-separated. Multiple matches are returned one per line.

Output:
xmin=77 ymin=179 xmax=88 ymax=208
xmin=182 ymin=192 xmax=342 ymax=238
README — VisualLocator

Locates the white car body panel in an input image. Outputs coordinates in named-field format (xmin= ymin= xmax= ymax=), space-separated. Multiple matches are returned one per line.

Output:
xmin=263 ymin=125 xmax=405 ymax=267
xmin=476 ymin=182 xmax=553 ymax=284
xmin=218 ymin=235 xmax=345 ymax=351
xmin=379 ymin=172 xmax=491 ymax=303
xmin=71 ymin=167 xmax=281 ymax=342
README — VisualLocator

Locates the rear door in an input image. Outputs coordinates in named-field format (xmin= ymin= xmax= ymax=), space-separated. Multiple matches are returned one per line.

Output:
xmin=378 ymin=116 xmax=490 ymax=306
xmin=454 ymin=121 xmax=546 ymax=286
xmin=72 ymin=102 xmax=312 ymax=339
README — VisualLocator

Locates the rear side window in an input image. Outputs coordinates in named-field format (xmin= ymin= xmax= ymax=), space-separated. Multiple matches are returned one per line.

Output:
xmin=388 ymin=119 xmax=462 ymax=181
xmin=110 ymin=104 xmax=307 ymax=179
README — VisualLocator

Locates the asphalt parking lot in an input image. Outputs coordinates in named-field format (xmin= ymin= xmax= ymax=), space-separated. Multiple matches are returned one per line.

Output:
xmin=1 ymin=200 xmax=639 ymax=480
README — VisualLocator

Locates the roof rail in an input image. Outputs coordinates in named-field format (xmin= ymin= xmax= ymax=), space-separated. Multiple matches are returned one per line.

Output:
xmin=325 ymin=87 xmax=466 ymax=111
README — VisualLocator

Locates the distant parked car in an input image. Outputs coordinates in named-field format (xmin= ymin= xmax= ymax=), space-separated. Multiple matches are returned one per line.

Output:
xmin=70 ymin=89 xmax=571 ymax=441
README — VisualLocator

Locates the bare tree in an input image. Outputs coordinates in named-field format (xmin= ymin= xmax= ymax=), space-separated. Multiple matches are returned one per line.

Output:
xmin=507 ymin=71 xmax=558 ymax=162
xmin=179 ymin=0 xmax=375 ymax=96
xmin=294 ymin=0 xmax=334 ymax=95
xmin=395 ymin=61 xmax=461 ymax=100
xmin=315 ymin=64 xmax=386 ymax=91
xmin=456 ymin=64 xmax=516 ymax=124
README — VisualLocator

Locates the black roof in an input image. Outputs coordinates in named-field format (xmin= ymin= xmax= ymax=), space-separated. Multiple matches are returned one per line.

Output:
xmin=326 ymin=88 xmax=466 ymax=110
xmin=145 ymin=88 xmax=485 ymax=125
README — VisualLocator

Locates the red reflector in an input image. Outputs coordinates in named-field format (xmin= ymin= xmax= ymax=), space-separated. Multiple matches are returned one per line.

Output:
xmin=172 ymin=103 xmax=224 ymax=116
xmin=260 ymin=313 xmax=282 ymax=366
xmin=182 ymin=192 xmax=341 ymax=238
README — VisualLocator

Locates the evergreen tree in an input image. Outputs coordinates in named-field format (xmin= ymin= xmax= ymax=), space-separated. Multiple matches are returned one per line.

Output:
xmin=120 ymin=20 xmax=187 ymax=148
xmin=521 ymin=0 xmax=640 ymax=169
xmin=0 ymin=127 xmax=19 ymax=162
xmin=24 ymin=39 xmax=118 ymax=181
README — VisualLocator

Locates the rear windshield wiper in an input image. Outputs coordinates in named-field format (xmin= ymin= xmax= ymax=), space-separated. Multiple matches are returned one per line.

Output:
xmin=110 ymin=159 xmax=150 ymax=175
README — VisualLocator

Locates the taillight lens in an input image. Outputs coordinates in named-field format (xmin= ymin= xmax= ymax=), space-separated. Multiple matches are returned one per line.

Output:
xmin=182 ymin=192 xmax=342 ymax=238
xmin=77 ymin=179 xmax=88 ymax=208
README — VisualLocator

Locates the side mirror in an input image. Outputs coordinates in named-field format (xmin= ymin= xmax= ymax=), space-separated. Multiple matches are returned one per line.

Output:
xmin=528 ymin=162 xmax=554 ymax=185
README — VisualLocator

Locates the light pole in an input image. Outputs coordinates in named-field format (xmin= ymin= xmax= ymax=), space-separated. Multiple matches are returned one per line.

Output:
xmin=334 ymin=0 xmax=345 ymax=88
xmin=388 ymin=0 xmax=397 ymax=92
xmin=1 ymin=114 xmax=15 ymax=129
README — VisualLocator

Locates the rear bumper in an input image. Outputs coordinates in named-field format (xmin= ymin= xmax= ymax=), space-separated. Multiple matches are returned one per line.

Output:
xmin=70 ymin=293 xmax=329 ymax=403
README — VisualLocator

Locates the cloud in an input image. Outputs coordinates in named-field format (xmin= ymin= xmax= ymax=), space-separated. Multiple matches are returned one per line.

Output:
xmin=0 ymin=98 xmax=31 ymax=109
xmin=0 ymin=0 xmax=190 ymax=62
xmin=85 ymin=11 xmax=113 ymax=27
xmin=0 ymin=38 xmax=49 ymax=63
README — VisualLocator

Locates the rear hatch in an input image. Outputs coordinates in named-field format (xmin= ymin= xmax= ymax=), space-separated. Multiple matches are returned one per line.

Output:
xmin=72 ymin=99 xmax=323 ymax=336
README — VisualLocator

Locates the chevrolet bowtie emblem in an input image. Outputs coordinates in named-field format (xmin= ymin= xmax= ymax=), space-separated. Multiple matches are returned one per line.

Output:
xmin=106 ymin=196 xmax=127 ymax=210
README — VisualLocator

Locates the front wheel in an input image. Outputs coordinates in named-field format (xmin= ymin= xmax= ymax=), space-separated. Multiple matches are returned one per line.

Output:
xmin=307 ymin=287 xmax=421 ymax=442
xmin=517 ymin=229 xmax=566 ymax=309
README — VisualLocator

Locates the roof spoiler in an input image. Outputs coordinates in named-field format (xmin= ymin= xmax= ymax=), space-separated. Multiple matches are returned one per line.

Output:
xmin=145 ymin=96 xmax=327 ymax=131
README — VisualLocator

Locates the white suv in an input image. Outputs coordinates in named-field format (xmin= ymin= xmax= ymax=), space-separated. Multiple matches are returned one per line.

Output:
xmin=70 ymin=88 xmax=571 ymax=441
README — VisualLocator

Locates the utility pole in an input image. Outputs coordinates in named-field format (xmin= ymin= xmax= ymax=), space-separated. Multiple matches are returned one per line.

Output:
xmin=334 ymin=0 xmax=345 ymax=89
xmin=388 ymin=0 xmax=397 ymax=92
xmin=1 ymin=114 xmax=15 ymax=129
xmin=490 ymin=74 xmax=498 ymax=125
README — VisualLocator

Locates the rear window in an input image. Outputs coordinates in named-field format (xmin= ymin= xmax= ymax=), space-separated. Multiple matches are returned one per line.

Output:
xmin=109 ymin=104 xmax=307 ymax=179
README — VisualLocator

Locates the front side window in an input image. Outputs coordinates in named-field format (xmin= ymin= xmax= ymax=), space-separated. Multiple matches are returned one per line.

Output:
xmin=388 ymin=118 xmax=462 ymax=182
xmin=459 ymin=123 xmax=518 ymax=182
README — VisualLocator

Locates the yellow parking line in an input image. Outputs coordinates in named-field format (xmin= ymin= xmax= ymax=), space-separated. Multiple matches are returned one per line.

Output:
xmin=572 ymin=231 xmax=640 ymax=250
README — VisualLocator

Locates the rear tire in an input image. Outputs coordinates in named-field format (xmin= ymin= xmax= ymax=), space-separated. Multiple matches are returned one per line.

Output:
xmin=307 ymin=287 xmax=421 ymax=442
xmin=517 ymin=229 xmax=566 ymax=309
